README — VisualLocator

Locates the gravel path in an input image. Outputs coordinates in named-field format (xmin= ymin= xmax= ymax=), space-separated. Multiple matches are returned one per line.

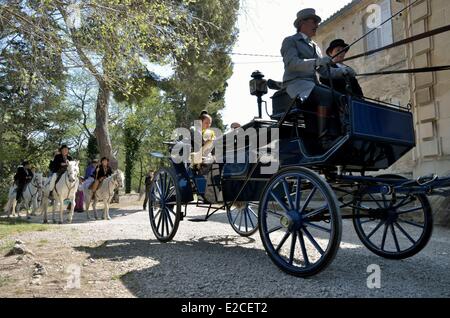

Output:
xmin=0 ymin=200 xmax=449 ymax=298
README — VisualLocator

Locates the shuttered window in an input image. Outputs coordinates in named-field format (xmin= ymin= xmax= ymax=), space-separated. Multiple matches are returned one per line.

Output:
xmin=365 ymin=0 xmax=393 ymax=51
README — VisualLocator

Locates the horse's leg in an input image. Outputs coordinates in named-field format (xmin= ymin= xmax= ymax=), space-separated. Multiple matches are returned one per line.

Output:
xmin=84 ymin=190 xmax=91 ymax=220
xmin=11 ymin=199 xmax=17 ymax=218
xmin=52 ymin=199 xmax=57 ymax=224
xmin=104 ymin=202 xmax=111 ymax=220
xmin=42 ymin=199 xmax=48 ymax=224
xmin=93 ymin=198 xmax=98 ymax=220
xmin=68 ymin=197 xmax=75 ymax=224
xmin=59 ymin=198 xmax=64 ymax=224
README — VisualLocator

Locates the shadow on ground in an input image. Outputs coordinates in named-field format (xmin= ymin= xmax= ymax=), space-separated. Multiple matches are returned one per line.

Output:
xmin=74 ymin=235 xmax=450 ymax=298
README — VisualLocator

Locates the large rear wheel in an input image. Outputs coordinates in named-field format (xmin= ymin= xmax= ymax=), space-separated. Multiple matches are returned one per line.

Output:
xmin=353 ymin=174 xmax=433 ymax=259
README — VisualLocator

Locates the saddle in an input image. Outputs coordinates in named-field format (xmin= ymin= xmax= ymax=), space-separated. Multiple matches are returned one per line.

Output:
xmin=89 ymin=179 xmax=102 ymax=192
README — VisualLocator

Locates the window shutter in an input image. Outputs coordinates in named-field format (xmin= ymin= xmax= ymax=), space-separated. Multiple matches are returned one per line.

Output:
xmin=380 ymin=0 xmax=393 ymax=46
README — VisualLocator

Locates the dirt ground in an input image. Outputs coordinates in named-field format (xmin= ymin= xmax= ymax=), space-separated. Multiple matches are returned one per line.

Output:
xmin=0 ymin=197 xmax=449 ymax=298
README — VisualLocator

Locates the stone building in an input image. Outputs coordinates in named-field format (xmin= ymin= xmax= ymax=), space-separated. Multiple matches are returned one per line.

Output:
xmin=316 ymin=0 xmax=450 ymax=225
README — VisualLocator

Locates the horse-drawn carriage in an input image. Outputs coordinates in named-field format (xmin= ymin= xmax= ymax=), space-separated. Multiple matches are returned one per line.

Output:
xmin=148 ymin=71 xmax=450 ymax=277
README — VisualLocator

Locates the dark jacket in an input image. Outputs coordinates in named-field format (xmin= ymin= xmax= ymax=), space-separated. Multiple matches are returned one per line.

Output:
xmin=92 ymin=166 xmax=113 ymax=180
xmin=320 ymin=64 xmax=364 ymax=98
xmin=14 ymin=166 xmax=33 ymax=185
xmin=51 ymin=154 xmax=73 ymax=173
xmin=144 ymin=175 xmax=153 ymax=191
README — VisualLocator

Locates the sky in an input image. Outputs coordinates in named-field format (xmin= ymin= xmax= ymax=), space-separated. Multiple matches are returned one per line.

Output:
xmin=222 ymin=0 xmax=353 ymax=126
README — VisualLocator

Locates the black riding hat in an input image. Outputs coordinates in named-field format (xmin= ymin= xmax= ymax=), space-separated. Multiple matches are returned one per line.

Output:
xmin=22 ymin=160 xmax=30 ymax=166
xmin=326 ymin=39 xmax=350 ymax=56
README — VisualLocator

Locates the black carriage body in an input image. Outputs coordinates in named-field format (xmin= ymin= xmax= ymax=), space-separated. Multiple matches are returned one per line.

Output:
xmin=278 ymin=97 xmax=416 ymax=172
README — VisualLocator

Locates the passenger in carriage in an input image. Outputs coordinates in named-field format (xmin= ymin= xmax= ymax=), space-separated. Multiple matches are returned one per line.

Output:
xmin=281 ymin=8 xmax=357 ymax=149
xmin=320 ymin=39 xmax=363 ymax=98
xmin=190 ymin=111 xmax=217 ymax=168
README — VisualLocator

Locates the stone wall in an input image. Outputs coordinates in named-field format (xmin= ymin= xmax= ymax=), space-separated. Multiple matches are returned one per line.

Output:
xmin=316 ymin=0 xmax=450 ymax=226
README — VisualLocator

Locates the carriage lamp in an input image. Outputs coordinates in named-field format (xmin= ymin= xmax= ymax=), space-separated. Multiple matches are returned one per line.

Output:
xmin=250 ymin=71 xmax=268 ymax=118
xmin=249 ymin=71 xmax=268 ymax=96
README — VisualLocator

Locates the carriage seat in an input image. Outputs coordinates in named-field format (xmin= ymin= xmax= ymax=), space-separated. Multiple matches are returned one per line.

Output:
xmin=269 ymin=82 xmax=305 ymax=122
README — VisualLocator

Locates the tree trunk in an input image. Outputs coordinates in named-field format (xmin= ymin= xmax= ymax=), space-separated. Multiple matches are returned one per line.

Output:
xmin=95 ymin=81 xmax=120 ymax=203
xmin=95 ymin=81 xmax=114 ymax=161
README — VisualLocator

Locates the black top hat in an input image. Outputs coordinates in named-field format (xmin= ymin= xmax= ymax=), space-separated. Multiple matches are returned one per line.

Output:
xmin=326 ymin=39 xmax=350 ymax=56
xmin=59 ymin=144 xmax=70 ymax=151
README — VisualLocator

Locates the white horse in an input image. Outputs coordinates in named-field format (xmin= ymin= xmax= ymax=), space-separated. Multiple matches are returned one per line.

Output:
xmin=83 ymin=170 xmax=124 ymax=220
xmin=3 ymin=173 xmax=43 ymax=219
xmin=42 ymin=161 xmax=80 ymax=224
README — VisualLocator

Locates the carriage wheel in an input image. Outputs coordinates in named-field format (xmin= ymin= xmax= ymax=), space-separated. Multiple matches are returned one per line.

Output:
xmin=258 ymin=167 xmax=342 ymax=277
xmin=148 ymin=168 xmax=182 ymax=243
xmin=227 ymin=202 xmax=259 ymax=237
xmin=353 ymin=174 xmax=433 ymax=260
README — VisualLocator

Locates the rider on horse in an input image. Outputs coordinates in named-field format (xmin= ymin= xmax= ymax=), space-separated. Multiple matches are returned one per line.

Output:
xmin=48 ymin=145 xmax=73 ymax=197
xmin=85 ymin=157 xmax=113 ymax=193
xmin=14 ymin=160 xmax=33 ymax=203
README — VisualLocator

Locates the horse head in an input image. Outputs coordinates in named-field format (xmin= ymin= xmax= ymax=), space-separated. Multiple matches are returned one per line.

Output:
xmin=67 ymin=161 xmax=80 ymax=183
xmin=33 ymin=173 xmax=43 ymax=188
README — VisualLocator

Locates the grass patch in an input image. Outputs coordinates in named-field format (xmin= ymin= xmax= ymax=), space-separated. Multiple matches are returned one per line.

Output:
xmin=0 ymin=219 xmax=50 ymax=240
xmin=0 ymin=275 xmax=15 ymax=288
xmin=0 ymin=240 xmax=15 ymax=255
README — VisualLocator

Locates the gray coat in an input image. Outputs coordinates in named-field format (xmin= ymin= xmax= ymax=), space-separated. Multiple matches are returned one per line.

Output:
xmin=281 ymin=33 xmax=345 ymax=99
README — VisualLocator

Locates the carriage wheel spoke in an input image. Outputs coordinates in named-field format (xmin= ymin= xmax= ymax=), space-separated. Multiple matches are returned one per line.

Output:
xmin=156 ymin=210 xmax=163 ymax=233
xmin=164 ymin=210 xmax=171 ymax=235
xmin=231 ymin=209 xmax=240 ymax=226
xmin=399 ymin=219 xmax=424 ymax=229
xmin=238 ymin=209 xmax=244 ymax=231
xmin=394 ymin=196 xmax=415 ymax=209
xmin=295 ymin=177 xmax=302 ymax=211
xmin=302 ymin=228 xmax=325 ymax=255
xmin=360 ymin=218 xmax=375 ymax=224
xmin=246 ymin=207 xmax=255 ymax=229
xmin=282 ymin=179 xmax=294 ymax=210
xmin=270 ymin=191 xmax=290 ymax=213
xmin=289 ymin=231 xmax=297 ymax=265
xmin=397 ymin=206 xmax=423 ymax=215
xmin=298 ymin=230 xmax=310 ymax=266
xmin=368 ymin=193 xmax=383 ymax=208
xmin=303 ymin=204 xmax=329 ymax=220
xmin=275 ymin=232 xmax=291 ymax=253
xmin=267 ymin=209 xmax=284 ymax=218
xmin=390 ymin=224 xmax=401 ymax=252
xmin=165 ymin=208 xmax=174 ymax=228
xmin=267 ymin=226 xmax=283 ymax=234
xmin=304 ymin=221 xmax=331 ymax=233
xmin=394 ymin=222 xmax=416 ymax=245
xmin=380 ymin=223 xmax=389 ymax=251
xmin=244 ymin=207 xmax=249 ymax=233
xmin=166 ymin=206 xmax=177 ymax=217
xmin=299 ymin=187 xmax=317 ymax=215
xmin=367 ymin=220 xmax=386 ymax=239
